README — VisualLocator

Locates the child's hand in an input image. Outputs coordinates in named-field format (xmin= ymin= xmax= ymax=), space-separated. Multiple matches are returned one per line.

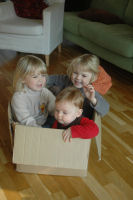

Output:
xmin=62 ymin=128 xmax=72 ymax=142
xmin=83 ymin=84 xmax=97 ymax=106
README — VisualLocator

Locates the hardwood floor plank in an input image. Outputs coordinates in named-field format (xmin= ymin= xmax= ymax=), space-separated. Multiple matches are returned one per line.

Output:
xmin=0 ymin=148 xmax=7 ymax=164
xmin=51 ymin=191 xmax=68 ymax=200
xmin=5 ymin=163 xmax=29 ymax=191
xmin=19 ymin=188 xmax=36 ymax=200
xmin=102 ymin=124 xmax=133 ymax=155
xmin=68 ymin=176 xmax=98 ymax=200
xmin=38 ymin=175 xmax=61 ymax=193
xmin=105 ymin=183 xmax=127 ymax=200
xmin=0 ymin=187 xmax=8 ymax=200
xmin=53 ymin=176 xmax=78 ymax=199
xmin=0 ymin=171 xmax=22 ymax=200
xmin=83 ymin=172 xmax=113 ymax=200
xmin=107 ymin=171 xmax=133 ymax=200
xmin=24 ymin=174 xmax=53 ymax=200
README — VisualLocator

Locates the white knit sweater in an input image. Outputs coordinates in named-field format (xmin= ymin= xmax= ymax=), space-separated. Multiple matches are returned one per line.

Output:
xmin=11 ymin=86 xmax=55 ymax=127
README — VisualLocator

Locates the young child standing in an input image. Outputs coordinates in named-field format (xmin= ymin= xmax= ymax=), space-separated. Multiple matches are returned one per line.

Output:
xmin=52 ymin=87 xmax=99 ymax=142
xmin=47 ymin=54 xmax=109 ymax=119
xmin=11 ymin=55 xmax=55 ymax=127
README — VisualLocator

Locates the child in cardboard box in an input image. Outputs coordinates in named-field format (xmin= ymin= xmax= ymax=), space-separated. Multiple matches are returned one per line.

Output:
xmin=52 ymin=86 xmax=99 ymax=142
xmin=11 ymin=55 xmax=55 ymax=127
xmin=47 ymin=54 xmax=110 ymax=119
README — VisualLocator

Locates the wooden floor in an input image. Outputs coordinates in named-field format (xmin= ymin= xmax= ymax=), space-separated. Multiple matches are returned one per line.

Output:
xmin=0 ymin=43 xmax=133 ymax=200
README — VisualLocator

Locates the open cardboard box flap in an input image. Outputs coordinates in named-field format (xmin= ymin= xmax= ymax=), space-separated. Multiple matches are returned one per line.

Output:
xmin=12 ymin=124 xmax=91 ymax=176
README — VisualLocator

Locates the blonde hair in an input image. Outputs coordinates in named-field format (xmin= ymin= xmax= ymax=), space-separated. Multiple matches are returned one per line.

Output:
xmin=56 ymin=87 xmax=84 ymax=109
xmin=67 ymin=54 xmax=100 ymax=83
xmin=13 ymin=55 xmax=47 ymax=92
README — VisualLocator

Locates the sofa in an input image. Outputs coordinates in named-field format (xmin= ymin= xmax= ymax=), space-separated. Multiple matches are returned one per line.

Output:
xmin=63 ymin=0 xmax=133 ymax=73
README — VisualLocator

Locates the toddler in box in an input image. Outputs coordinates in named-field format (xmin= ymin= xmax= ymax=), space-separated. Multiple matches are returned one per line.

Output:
xmin=52 ymin=86 xmax=99 ymax=142
xmin=11 ymin=55 xmax=55 ymax=128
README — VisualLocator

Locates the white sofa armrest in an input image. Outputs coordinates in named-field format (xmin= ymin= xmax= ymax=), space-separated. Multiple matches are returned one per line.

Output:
xmin=42 ymin=2 xmax=65 ymax=45
xmin=0 ymin=1 xmax=16 ymax=20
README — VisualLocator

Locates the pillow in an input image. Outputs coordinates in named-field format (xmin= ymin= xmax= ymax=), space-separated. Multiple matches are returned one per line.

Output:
xmin=11 ymin=0 xmax=48 ymax=19
xmin=78 ymin=8 xmax=124 ymax=24
xmin=65 ymin=0 xmax=92 ymax=12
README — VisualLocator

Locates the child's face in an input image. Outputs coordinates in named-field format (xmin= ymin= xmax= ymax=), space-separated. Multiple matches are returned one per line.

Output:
xmin=55 ymin=101 xmax=82 ymax=126
xmin=71 ymin=69 xmax=92 ymax=88
xmin=23 ymin=70 xmax=46 ymax=91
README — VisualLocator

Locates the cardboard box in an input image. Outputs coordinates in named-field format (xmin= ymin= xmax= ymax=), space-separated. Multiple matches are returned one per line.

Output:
xmin=12 ymin=124 xmax=91 ymax=177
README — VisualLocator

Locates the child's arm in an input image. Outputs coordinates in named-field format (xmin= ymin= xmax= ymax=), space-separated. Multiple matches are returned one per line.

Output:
xmin=11 ymin=93 xmax=40 ymax=127
xmin=91 ymin=91 xmax=109 ymax=117
xmin=62 ymin=128 xmax=72 ymax=142
xmin=62 ymin=117 xmax=99 ymax=142
xmin=46 ymin=74 xmax=72 ymax=95
xmin=83 ymin=85 xmax=109 ymax=117
xmin=83 ymin=84 xmax=97 ymax=105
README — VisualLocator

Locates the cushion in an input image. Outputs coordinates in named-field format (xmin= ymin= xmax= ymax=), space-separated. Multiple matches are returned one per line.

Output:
xmin=89 ymin=0 xmax=128 ymax=18
xmin=0 ymin=17 xmax=43 ymax=35
xmin=11 ymin=0 xmax=48 ymax=19
xmin=65 ymin=0 xmax=91 ymax=12
xmin=78 ymin=8 xmax=124 ymax=24
xmin=64 ymin=12 xmax=85 ymax=35
xmin=124 ymin=0 xmax=133 ymax=26
xmin=79 ymin=22 xmax=133 ymax=58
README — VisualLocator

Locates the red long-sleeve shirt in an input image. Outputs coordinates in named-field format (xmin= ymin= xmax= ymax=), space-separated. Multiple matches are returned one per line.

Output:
xmin=52 ymin=117 xmax=99 ymax=139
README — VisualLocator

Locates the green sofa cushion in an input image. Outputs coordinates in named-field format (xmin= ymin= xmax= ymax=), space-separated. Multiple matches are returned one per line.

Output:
xmin=124 ymin=0 xmax=133 ymax=26
xmin=79 ymin=22 xmax=133 ymax=58
xmin=64 ymin=12 xmax=85 ymax=35
xmin=78 ymin=8 xmax=124 ymax=24
xmin=64 ymin=30 xmax=133 ymax=73
xmin=90 ymin=0 xmax=129 ymax=18
xmin=65 ymin=0 xmax=91 ymax=11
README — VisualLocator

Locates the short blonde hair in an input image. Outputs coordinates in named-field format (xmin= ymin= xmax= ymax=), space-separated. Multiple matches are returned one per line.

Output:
xmin=56 ymin=87 xmax=84 ymax=109
xmin=67 ymin=54 xmax=100 ymax=83
xmin=13 ymin=55 xmax=47 ymax=92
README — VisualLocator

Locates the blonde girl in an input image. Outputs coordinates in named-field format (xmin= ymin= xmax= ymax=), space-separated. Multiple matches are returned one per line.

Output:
xmin=11 ymin=55 xmax=55 ymax=127
xmin=47 ymin=54 xmax=109 ymax=119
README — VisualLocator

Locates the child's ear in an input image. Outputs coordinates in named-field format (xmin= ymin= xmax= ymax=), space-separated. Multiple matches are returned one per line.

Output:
xmin=76 ymin=109 xmax=83 ymax=117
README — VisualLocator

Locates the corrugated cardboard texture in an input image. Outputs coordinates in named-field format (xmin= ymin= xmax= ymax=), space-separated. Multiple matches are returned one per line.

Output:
xmin=13 ymin=125 xmax=91 ymax=173
xmin=16 ymin=164 xmax=88 ymax=176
